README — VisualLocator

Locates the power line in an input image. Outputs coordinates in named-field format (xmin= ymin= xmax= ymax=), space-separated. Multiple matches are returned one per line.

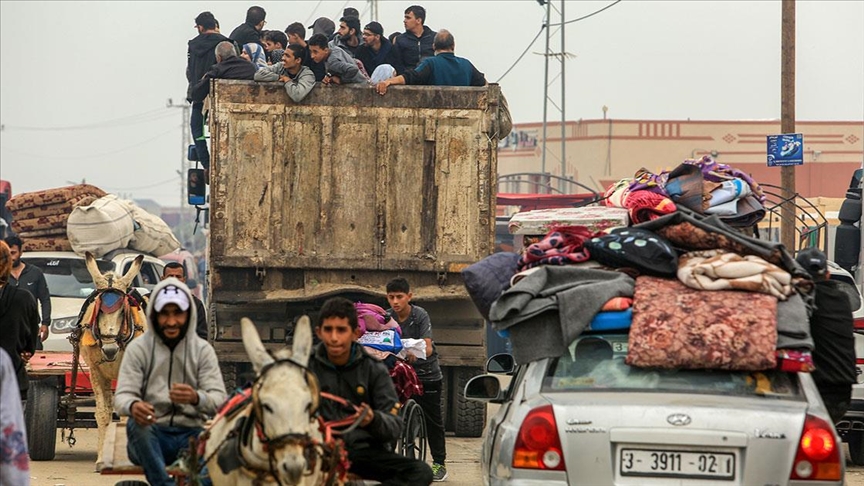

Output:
xmin=101 ymin=177 xmax=178 ymax=191
xmin=304 ymin=0 xmax=325 ymax=25
xmin=552 ymin=0 xmax=622 ymax=27
xmin=495 ymin=0 xmax=622 ymax=83
xmin=0 ymin=125 xmax=179 ymax=160
xmin=496 ymin=26 xmax=545 ymax=83
xmin=1 ymin=108 xmax=174 ymax=132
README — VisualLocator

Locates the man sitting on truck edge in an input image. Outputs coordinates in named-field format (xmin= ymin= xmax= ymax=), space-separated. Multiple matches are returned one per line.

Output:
xmin=308 ymin=297 xmax=433 ymax=486
xmin=386 ymin=278 xmax=448 ymax=482
xmin=376 ymin=29 xmax=486 ymax=96
xmin=796 ymin=247 xmax=857 ymax=423
xmin=115 ymin=279 xmax=227 ymax=486
xmin=253 ymin=44 xmax=316 ymax=102
xmin=161 ymin=262 xmax=208 ymax=340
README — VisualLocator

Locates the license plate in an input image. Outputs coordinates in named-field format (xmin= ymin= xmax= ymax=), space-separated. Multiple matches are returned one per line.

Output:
xmin=620 ymin=448 xmax=735 ymax=480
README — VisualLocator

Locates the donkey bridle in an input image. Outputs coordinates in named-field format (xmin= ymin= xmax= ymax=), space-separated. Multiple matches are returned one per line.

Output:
xmin=75 ymin=287 xmax=145 ymax=353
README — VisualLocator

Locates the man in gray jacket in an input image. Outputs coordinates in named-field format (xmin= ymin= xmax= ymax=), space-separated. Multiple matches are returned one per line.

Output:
xmin=308 ymin=33 xmax=368 ymax=85
xmin=115 ymin=279 xmax=226 ymax=486
xmin=254 ymin=44 xmax=316 ymax=102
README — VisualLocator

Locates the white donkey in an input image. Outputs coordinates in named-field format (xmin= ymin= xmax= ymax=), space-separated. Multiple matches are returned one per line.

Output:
xmin=203 ymin=317 xmax=347 ymax=485
xmin=80 ymin=251 xmax=147 ymax=469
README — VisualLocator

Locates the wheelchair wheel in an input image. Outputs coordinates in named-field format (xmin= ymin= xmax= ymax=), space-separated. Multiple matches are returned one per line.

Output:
xmin=398 ymin=399 xmax=427 ymax=461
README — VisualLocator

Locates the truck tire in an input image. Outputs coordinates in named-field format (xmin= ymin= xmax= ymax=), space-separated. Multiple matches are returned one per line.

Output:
xmin=114 ymin=482 xmax=149 ymax=486
xmin=451 ymin=367 xmax=486 ymax=438
xmin=220 ymin=362 xmax=238 ymax=392
xmin=850 ymin=432 xmax=864 ymax=466
xmin=26 ymin=378 xmax=59 ymax=461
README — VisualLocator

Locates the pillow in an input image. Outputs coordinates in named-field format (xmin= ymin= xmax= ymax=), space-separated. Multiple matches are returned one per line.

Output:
xmin=462 ymin=252 xmax=521 ymax=320
xmin=584 ymin=228 xmax=678 ymax=277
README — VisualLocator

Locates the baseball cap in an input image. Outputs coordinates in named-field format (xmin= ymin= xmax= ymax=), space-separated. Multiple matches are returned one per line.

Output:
xmin=364 ymin=21 xmax=384 ymax=37
xmin=308 ymin=17 xmax=336 ymax=37
xmin=153 ymin=284 xmax=191 ymax=312
xmin=795 ymin=247 xmax=828 ymax=278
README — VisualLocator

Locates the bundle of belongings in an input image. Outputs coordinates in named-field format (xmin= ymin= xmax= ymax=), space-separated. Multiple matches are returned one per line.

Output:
xmin=354 ymin=302 xmax=425 ymax=402
xmin=603 ymin=155 xmax=766 ymax=229
xmin=462 ymin=157 xmax=819 ymax=378
xmin=5 ymin=184 xmax=106 ymax=252
xmin=6 ymin=184 xmax=182 ymax=258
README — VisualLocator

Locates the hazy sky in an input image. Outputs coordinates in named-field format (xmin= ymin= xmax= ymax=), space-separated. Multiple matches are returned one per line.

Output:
xmin=1 ymin=1 xmax=862 ymax=207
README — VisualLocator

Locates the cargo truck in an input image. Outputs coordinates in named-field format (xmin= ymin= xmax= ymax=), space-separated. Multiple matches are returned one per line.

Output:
xmin=204 ymin=80 xmax=511 ymax=436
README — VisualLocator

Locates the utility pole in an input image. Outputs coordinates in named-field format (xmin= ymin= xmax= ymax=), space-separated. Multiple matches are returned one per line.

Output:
xmin=368 ymin=0 xmax=379 ymax=20
xmin=780 ymin=0 xmax=796 ymax=250
xmin=539 ymin=0 xmax=571 ymax=194
xmin=167 ymin=98 xmax=190 ymax=235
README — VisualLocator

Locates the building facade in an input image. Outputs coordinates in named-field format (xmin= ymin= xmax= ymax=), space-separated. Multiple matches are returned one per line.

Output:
xmin=498 ymin=119 xmax=864 ymax=198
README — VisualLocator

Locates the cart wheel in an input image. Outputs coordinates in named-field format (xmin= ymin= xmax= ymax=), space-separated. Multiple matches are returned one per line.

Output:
xmin=399 ymin=399 xmax=427 ymax=461
xmin=26 ymin=378 xmax=59 ymax=461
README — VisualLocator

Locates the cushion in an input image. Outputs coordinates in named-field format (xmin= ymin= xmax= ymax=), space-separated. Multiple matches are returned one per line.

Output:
xmin=462 ymin=252 xmax=520 ymax=320
xmin=584 ymin=228 xmax=678 ymax=277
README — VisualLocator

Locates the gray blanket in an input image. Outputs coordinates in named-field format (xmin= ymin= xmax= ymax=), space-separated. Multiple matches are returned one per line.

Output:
xmin=489 ymin=266 xmax=635 ymax=363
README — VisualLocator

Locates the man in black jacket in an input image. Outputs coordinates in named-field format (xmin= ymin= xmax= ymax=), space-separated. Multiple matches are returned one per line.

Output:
xmin=187 ymin=11 xmax=229 ymax=171
xmin=4 ymin=236 xmax=50 ymax=347
xmin=392 ymin=5 xmax=436 ymax=73
xmin=161 ymin=262 xmax=207 ymax=340
xmin=797 ymin=247 xmax=858 ymax=423
xmin=229 ymin=5 xmax=266 ymax=47
xmin=356 ymin=21 xmax=403 ymax=77
xmin=190 ymin=42 xmax=256 ymax=103
xmin=0 ymin=241 xmax=39 ymax=403
xmin=308 ymin=297 xmax=432 ymax=486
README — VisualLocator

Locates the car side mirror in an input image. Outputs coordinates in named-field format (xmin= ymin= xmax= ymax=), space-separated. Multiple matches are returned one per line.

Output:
xmin=486 ymin=353 xmax=515 ymax=374
xmin=464 ymin=375 xmax=504 ymax=403
xmin=188 ymin=168 xmax=206 ymax=206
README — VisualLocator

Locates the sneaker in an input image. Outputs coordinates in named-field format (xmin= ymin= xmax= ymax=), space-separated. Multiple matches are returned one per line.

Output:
xmin=431 ymin=463 xmax=448 ymax=482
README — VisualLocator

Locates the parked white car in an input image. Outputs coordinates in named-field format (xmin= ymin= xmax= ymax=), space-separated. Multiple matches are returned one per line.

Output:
xmin=22 ymin=250 xmax=165 ymax=352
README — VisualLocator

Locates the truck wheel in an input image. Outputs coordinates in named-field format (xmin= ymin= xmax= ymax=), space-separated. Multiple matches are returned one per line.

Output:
xmin=451 ymin=367 xmax=486 ymax=438
xmin=850 ymin=432 xmax=864 ymax=466
xmin=114 ymin=482 xmax=149 ymax=486
xmin=220 ymin=362 xmax=238 ymax=392
xmin=26 ymin=378 xmax=59 ymax=461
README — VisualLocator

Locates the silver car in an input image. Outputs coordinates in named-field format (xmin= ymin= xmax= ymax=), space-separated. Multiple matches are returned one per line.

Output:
xmin=467 ymin=333 xmax=844 ymax=485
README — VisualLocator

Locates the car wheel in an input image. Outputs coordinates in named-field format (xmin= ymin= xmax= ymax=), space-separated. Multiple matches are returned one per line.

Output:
xmin=850 ymin=432 xmax=864 ymax=466
xmin=452 ymin=366 xmax=487 ymax=438
xmin=26 ymin=378 xmax=59 ymax=461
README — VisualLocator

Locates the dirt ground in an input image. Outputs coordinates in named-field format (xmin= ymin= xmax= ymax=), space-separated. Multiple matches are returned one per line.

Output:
xmin=28 ymin=428 xmax=485 ymax=486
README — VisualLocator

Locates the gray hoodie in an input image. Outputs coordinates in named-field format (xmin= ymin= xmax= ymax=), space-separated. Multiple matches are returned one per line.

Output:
xmin=114 ymin=278 xmax=226 ymax=429
xmin=324 ymin=45 xmax=368 ymax=85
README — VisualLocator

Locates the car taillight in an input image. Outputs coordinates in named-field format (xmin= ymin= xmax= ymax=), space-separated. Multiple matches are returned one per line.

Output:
xmin=512 ymin=405 xmax=565 ymax=471
xmin=789 ymin=414 xmax=842 ymax=481
xmin=854 ymin=317 xmax=864 ymax=331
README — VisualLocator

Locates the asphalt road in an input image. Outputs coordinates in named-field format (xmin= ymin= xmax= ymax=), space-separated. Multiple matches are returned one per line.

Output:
xmin=27 ymin=425 xmax=864 ymax=485
xmin=28 ymin=427 xmax=484 ymax=486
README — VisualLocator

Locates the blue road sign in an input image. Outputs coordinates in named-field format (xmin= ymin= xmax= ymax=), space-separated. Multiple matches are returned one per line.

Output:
xmin=767 ymin=133 xmax=804 ymax=167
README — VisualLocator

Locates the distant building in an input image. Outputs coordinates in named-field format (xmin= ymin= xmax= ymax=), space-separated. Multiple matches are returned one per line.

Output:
xmin=498 ymin=119 xmax=864 ymax=198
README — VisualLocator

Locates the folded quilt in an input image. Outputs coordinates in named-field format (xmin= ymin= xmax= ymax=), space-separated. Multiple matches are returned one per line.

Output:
xmin=490 ymin=266 xmax=635 ymax=363
xmin=677 ymin=250 xmax=794 ymax=300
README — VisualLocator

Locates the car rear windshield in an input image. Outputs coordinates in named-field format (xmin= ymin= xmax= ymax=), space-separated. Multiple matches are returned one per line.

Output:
xmin=543 ymin=334 xmax=801 ymax=399
xmin=25 ymin=257 xmax=114 ymax=298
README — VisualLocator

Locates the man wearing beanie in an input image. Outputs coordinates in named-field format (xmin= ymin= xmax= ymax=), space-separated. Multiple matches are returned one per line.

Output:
xmin=115 ymin=278 xmax=226 ymax=486
xmin=356 ymin=21 xmax=404 ymax=79
xmin=796 ymin=247 xmax=857 ymax=423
